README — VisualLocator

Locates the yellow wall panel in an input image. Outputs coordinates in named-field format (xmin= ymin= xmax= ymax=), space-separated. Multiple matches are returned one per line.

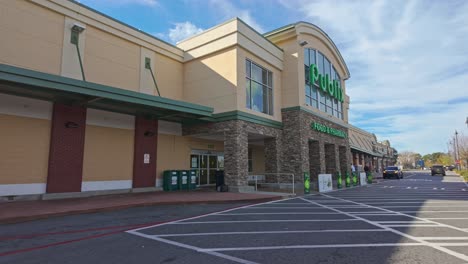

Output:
xmin=82 ymin=125 xmax=134 ymax=181
xmin=184 ymin=47 xmax=237 ymax=113
xmin=84 ymin=26 xmax=140 ymax=91
xmin=0 ymin=0 xmax=63 ymax=74
xmin=0 ymin=114 xmax=50 ymax=184
xmin=154 ymin=53 xmax=184 ymax=100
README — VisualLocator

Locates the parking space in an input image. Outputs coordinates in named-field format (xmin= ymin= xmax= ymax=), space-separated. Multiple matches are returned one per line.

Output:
xmin=127 ymin=172 xmax=468 ymax=263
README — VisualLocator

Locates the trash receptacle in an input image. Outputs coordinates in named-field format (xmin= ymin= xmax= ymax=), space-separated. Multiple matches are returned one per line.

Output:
xmin=178 ymin=170 xmax=189 ymax=190
xmin=215 ymin=170 xmax=227 ymax=192
xmin=188 ymin=170 xmax=197 ymax=190
xmin=163 ymin=170 xmax=179 ymax=191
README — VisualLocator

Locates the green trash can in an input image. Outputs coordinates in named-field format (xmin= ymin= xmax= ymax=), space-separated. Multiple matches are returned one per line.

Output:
xmin=178 ymin=170 xmax=189 ymax=190
xmin=163 ymin=170 xmax=179 ymax=191
xmin=188 ymin=170 xmax=198 ymax=190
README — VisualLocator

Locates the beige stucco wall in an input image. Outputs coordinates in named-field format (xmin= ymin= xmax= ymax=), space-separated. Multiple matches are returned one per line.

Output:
xmin=237 ymin=47 xmax=283 ymax=122
xmin=156 ymin=134 xmax=224 ymax=180
xmin=82 ymin=125 xmax=134 ymax=182
xmin=0 ymin=0 xmax=63 ymax=75
xmin=273 ymin=37 xmax=301 ymax=110
xmin=0 ymin=114 xmax=51 ymax=184
xmin=251 ymin=146 xmax=265 ymax=174
xmin=154 ymin=52 xmax=184 ymax=100
xmin=84 ymin=25 xmax=140 ymax=92
xmin=183 ymin=47 xmax=238 ymax=113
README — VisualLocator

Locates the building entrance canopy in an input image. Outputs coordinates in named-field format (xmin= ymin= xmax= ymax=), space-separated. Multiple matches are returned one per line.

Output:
xmin=0 ymin=64 xmax=213 ymax=123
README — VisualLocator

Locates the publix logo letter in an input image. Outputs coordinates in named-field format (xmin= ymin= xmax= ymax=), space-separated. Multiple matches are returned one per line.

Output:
xmin=309 ymin=64 xmax=344 ymax=102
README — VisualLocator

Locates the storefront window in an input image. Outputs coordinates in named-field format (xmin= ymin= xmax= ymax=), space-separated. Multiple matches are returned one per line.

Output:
xmin=304 ymin=49 xmax=343 ymax=120
xmin=246 ymin=59 xmax=273 ymax=115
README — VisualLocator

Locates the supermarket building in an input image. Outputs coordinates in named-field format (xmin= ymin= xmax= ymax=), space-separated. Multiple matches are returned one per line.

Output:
xmin=0 ymin=0 xmax=352 ymax=197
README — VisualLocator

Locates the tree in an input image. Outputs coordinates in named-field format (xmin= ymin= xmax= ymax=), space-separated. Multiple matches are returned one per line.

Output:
xmin=398 ymin=151 xmax=421 ymax=169
xmin=457 ymin=133 xmax=468 ymax=169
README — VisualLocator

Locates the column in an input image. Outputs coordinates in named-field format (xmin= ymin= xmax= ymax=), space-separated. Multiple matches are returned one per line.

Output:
xmin=224 ymin=122 xmax=249 ymax=191
xmin=46 ymin=103 xmax=87 ymax=193
xmin=133 ymin=117 xmax=158 ymax=188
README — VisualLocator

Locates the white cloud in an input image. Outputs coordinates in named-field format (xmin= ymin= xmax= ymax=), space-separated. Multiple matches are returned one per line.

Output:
xmin=208 ymin=0 xmax=265 ymax=32
xmin=154 ymin=22 xmax=204 ymax=44
xmin=279 ymin=0 xmax=468 ymax=154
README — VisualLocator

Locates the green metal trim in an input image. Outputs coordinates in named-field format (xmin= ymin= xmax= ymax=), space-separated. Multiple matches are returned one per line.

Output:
xmin=0 ymin=63 xmax=213 ymax=117
xmin=212 ymin=110 xmax=283 ymax=129
xmin=281 ymin=106 xmax=348 ymax=129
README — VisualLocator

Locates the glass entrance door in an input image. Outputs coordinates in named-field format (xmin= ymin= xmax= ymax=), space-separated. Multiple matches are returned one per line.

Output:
xmin=190 ymin=151 xmax=224 ymax=185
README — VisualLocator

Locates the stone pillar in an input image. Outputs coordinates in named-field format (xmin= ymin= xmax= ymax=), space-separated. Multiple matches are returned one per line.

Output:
xmin=325 ymin=143 xmax=337 ymax=174
xmin=264 ymin=136 xmax=281 ymax=173
xmin=339 ymin=146 xmax=348 ymax=176
xmin=224 ymin=122 xmax=249 ymax=192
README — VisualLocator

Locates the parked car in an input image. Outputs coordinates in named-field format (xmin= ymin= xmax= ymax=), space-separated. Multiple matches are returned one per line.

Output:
xmin=383 ymin=166 xmax=403 ymax=179
xmin=431 ymin=165 xmax=446 ymax=176
xmin=445 ymin=165 xmax=455 ymax=171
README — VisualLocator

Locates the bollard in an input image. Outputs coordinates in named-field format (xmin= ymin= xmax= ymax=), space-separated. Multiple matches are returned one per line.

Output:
xmin=337 ymin=172 xmax=342 ymax=189
xmin=345 ymin=172 xmax=351 ymax=187
xmin=367 ymin=172 xmax=373 ymax=184
xmin=352 ymin=172 xmax=358 ymax=186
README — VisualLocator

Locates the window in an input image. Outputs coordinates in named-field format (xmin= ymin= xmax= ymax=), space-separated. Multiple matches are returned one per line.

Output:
xmin=246 ymin=59 xmax=273 ymax=115
xmin=304 ymin=49 xmax=344 ymax=120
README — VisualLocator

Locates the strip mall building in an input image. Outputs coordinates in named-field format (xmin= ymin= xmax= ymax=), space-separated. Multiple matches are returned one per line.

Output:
xmin=0 ymin=0 xmax=395 ymax=198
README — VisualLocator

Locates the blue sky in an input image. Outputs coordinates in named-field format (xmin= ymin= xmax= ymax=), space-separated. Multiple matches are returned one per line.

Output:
xmin=78 ymin=0 xmax=468 ymax=155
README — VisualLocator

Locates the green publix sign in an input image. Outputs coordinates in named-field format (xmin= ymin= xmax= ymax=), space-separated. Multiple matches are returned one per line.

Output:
xmin=311 ymin=122 xmax=347 ymax=138
xmin=309 ymin=64 xmax=344 ymax=102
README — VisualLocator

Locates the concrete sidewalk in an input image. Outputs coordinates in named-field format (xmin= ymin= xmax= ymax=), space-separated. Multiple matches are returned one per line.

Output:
xmin=0 ymin=190 xmax=283 ymax=224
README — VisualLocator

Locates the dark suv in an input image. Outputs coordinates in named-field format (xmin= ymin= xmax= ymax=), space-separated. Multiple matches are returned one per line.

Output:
xmin=383 ymin=166 xmax=403 ymax=179
xmin=431 ymin=165 xmax=446 ymax=176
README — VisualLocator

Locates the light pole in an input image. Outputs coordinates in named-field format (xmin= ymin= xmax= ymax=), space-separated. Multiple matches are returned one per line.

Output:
xmin=455 ymin=130 xmax=460 ymax=170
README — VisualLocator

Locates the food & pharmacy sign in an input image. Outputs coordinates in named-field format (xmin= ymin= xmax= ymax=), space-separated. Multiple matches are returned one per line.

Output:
xmin=311 ymin=122 xmax=347 ymax=138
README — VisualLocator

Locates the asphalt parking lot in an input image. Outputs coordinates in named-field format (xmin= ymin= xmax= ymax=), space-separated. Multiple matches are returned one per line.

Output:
xmin=127 ymin=171 xmax=468 ymax=264
xmin=1 ymin=171 xmax=467 ymax=263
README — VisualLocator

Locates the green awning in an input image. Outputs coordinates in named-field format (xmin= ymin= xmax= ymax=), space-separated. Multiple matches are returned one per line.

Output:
xmin=0 ymin=64 xmax=213 ymax=122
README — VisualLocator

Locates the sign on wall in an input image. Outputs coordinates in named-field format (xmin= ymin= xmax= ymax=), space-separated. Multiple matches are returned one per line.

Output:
xmin=311 ymin=122 xmax=347 ymax=138
xmin=318 ymin=174 xmax=333 ymax=192
xmin=304 ymin=172 xmax=311 ymax=194
xmin=309 ymin=64 xmax=344 ymax=102
xmin=360 ymin=172 xmax=367 ymax=186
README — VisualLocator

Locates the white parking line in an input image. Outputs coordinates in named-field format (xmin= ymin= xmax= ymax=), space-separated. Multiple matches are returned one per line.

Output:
xmin=126 ymin=231 xmax=259 ymax=264
xmin=425 ymin=218 xmax=468 ymax=220
xmin=311 ymin=195 xmax=468 ymax=262
xmin=199 ymin=243 xmax=423 ymax=252
xmin=173 ymin=219 xmax=360 ymax=224
xmin=244 ymin=207 xmax=328 ymax=209
xmin=380 ymin=205 xmax=468 ymax=208
xmin=418 ymin=237 xmax=468 ymax=240
xmin=218 ymin=212 xmax=343 ymax=215
xmin=154 ymin=229 xmax=388 ymax=237
xmin=352 ymin=213 xmax=399 ymax=216
xmin=376 ymin=221 xmax=432 ymax=224
xmin=384 ymin=224 xmax=441 ymax=227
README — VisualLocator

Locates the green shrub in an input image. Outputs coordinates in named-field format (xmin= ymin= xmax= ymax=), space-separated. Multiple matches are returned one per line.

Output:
xmin=456 ymin=170 xmax=468 ymax=181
